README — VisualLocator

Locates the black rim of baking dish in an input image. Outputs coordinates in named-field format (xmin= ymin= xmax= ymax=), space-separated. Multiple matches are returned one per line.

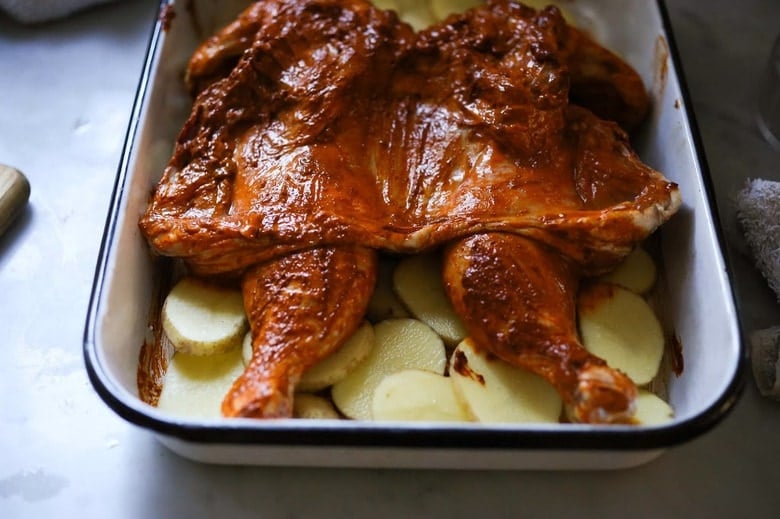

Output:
xmin=83 ymin=0 xmax=747 ymax=452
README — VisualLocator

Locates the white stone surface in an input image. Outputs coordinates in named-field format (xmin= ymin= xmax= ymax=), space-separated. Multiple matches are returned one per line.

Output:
xmin=0 ymin=0 xmax=779 ymax=516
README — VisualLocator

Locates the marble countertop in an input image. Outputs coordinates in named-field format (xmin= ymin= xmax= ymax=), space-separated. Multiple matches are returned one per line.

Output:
xmin=1 ymin=0 xmax=779 ymax=516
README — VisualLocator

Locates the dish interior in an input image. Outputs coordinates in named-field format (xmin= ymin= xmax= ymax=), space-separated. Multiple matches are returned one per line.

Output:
xmin=90 ymin=0 xmax=741 ymax=440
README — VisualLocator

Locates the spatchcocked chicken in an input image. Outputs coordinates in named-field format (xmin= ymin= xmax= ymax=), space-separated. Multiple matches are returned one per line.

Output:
xmin=139 ymin=0 xmax=681 ymax=423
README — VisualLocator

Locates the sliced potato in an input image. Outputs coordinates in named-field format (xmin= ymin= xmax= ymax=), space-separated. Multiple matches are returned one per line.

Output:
xmin=331 ymin=318 xmax=447 ymax=420
xmin=599 ymin=247 xmax=657 ymax=294
xmin=633 ymin=390 xmax=674 ymax=426
xmin=293 ymin=394 xmax=341 ymax=420
xmin=298 ymin=321 xmax=376 ymax=392
xmin=242 ymin=323 xmax=375 ymax=391
xmin=366 ymin=257 xmax=410 ymax=322
xmin=429 ymin=0 xmax=482 ymax=20
xmin=371 ymin=0 xmax=400 ymax=11
xmin=578 ymin=283 xmax=665 ymax=385
xmin=162 ymin=277 xmax=248 ymax=356
xmin=449 ymin=339 xmax=562 ymax=423
xmin=393 ymin=253 xmax=467 ymax=346
xmin=372 ymin=369 xmax=469 ymax=422
xmin=156 ymin=349 xmax=244 ymax=418
xmin=241 ymin=331 xmax=252 ymax=366
xmin=399 ymin=2 xmax=436 ymax=31
xmin=375 ymin=0 xmax=436 ymax=31
xmin=241 ymin=322 xmax=375 ymax=392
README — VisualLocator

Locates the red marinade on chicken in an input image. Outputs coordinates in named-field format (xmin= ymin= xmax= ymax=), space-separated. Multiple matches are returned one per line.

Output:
xmin=140 ymin=0 xmax=680 ymax=423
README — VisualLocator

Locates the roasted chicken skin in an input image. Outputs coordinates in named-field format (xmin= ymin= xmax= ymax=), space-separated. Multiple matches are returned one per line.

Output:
xmin=443 ymin=233 xmax=637 ymax=424
xmin=140 ymin=0 xmax=681 ymax=422
xmin=225 ymin=245 xmax=376 ymax=418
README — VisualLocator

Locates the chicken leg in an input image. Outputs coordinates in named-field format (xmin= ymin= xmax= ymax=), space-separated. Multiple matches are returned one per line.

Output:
xmin=443 ymin=232 xmax=637 ymax=424
xmin=222 ymin=245 xmax=377 ymax=418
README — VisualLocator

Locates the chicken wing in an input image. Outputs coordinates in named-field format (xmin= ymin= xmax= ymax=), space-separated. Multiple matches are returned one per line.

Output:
xmin=560 ymin=24 xmax=651 ymax=131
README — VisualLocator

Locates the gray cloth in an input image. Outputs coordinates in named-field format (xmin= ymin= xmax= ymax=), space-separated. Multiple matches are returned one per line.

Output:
xmin=0 ymin=0 xmax=116 ymax=23
xmin=735 ymin=178 xmax=780 ymax=399
xmin=751 ymin=326 xmax=780 ymax=399
xmin=736 ymin=178 xmax=780 ymax=302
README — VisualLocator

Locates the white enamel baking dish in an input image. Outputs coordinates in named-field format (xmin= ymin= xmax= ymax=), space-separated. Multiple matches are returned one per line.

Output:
xmin=84 ymin=0 xmax=744 ymax=469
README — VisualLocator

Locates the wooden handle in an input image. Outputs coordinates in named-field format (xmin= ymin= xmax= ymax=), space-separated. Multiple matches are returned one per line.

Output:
xmin=0 ymin=164 xmax=30 ymax=237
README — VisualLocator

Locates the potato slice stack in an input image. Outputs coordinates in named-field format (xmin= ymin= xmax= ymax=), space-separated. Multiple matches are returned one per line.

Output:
xmin=155 ymin=243 xmax=674 ymax=426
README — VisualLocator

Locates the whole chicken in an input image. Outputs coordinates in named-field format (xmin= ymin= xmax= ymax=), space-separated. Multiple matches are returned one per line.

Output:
xmin=140 ymin=0 xmax=681 ymax=423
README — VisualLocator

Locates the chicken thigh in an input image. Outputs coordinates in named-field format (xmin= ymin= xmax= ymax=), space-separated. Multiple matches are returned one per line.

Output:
xmin=443 ymin=233 xmax=637 ymax=424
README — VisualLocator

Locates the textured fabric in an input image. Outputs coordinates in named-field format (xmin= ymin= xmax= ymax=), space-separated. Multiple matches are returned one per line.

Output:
xmin=736 ymin=178 xmax=780 ymax=400
xmin=0 ymin=0 xmax=116 ymax=23
xmin=751 ymin=326 xmax=780 ymax=400
xmin=736 ymin=178 xmax=780 ymax=302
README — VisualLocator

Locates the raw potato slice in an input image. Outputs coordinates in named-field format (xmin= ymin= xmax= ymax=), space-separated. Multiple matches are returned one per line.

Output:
xmin=156 ymin=349 xmax=244 ymax=418
xmin=241 ymin=323 xmax=375 ymax=392
xmin=298 ymin=321 xmax=376 ymax=392
xmin=449 ymin=339 xmax=563 ymax=423
xmin=633 ymin=390 xmax=674 ymax=425
xmin=375 ymin=0 xmax=435 ymax=31
xmin=331 ymin=318 xmax=447 ymax=420
xmin=293 ymin=394 xmax=341 ymax=419
xmin=372 ymin=369 xmax=469 ymax=422
xmin=393 ymin=253 xmax=467 ymax=346
xmin=371 ymin=0 xmax=400 ymax=11
xmin=399 ymin=2 xmax=435 ymax=31
xmin=241 ymin=331 xmax=252 ymax=366
xmin=599 ymin=247 xmax=657 ymax=294
xmin=162 ymin=277 xmax=248 ymax=356
xmin=578 ymin=283 xmax=665 ymax=385
xmin=366 ymin=257 xmax=410 ymax=322
xmin=429 ymin=0 xmax=482 ymax=20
